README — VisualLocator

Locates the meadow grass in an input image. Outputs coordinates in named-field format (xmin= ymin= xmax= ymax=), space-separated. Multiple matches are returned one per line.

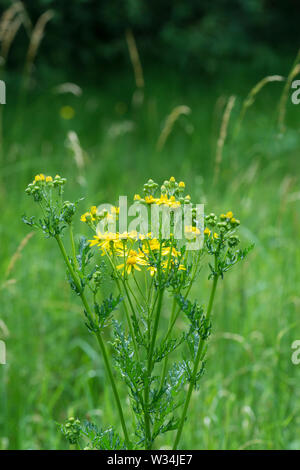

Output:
xmin=0 ymin=62 xmax=300 ymax=449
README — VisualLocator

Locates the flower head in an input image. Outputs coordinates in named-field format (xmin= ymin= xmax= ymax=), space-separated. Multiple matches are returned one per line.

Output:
xmin=117 ymin=249 xmax=147 ymax=275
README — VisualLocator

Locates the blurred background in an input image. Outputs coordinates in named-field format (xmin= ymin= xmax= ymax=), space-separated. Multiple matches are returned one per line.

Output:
xmin=0 ymin=0 xmax=300 ymax=450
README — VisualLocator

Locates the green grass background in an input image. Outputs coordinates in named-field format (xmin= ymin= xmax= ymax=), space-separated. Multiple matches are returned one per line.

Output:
xmin=0 ymin=59 xmax=300 ymax=450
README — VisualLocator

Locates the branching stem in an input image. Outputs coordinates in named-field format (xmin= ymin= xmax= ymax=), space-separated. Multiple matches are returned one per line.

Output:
xmin=173 ymin=258 xmax=219 ymax=450
xmin=55 ymin=234 xmax=131 ymax=448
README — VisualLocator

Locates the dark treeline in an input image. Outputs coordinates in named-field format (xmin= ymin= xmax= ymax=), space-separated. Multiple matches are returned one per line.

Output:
xmin=2 ymin=0 xmax=300 ymax=71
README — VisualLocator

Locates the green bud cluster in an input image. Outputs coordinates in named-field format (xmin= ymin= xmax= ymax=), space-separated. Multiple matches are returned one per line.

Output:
xmin=25 ymin=174 xmax=66 ymax=202
xmin=228 ymin=235 xmax=240 ymax=247
xmin=23 ymin=173 xmax=80 ymax=237
xmin=62 ymin=417 xmax=81 ymax=445
xmin=161 ymin=177 xmax=186 ymax=199
xmin=143 ymin=178 xmax=159 ymax=196
xmin=230 ymin=218 xmax=240 ymax=228
xmin=217 ymin=221 xmax=228 ymax=233
xmin=62 ymin=201 xmax=76 ymax=225
xmin=92 ymin=265 xmax=104 ymax=289
xmin=205 ymin=213 xmax=217 ymax=227
xmin=204 ymin=211 xmax=243 ymax=261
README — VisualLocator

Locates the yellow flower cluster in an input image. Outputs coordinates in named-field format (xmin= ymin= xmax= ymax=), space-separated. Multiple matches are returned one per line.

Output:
xmin=89 ymin=230 xmax=148 ymax=247
xmin=81 ymin=206 xmax=98 ymax=222
xmin=204 ymin=211 xmax=240 ymax=241
xmin=139 ymin=194 xmax=181 ymax=208
xmin=33 ymin=173 xmax=62 ymax=184
xmin=25 ymin=173 xmax=67 ymax=200
xmin=133 ymin=176 xmax=190 ymax=208
xmin=219 ymin=211 xmax=240 ymax=225
xmin=89 ymin=231 xmax=186 ymax=276
xmin=81 ymin=179 xmax=242 ymax=278
xmin=29 ymin=174 xmax=66 ymax=187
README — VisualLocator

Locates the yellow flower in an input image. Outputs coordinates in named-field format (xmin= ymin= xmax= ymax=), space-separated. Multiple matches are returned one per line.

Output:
xmin=204 ymin=227 xmax=211 ymax=236
xmin=81 ymin=206 xmax=100 ymax=222
xmin=134 ymin=194 xmax=141 ymax=201
xmin=225 ymin=211 xmax=233 ymax=219
xmin=156 ymin=194 xmax=180 ymax=208
xmin=162 ymin=260 xmax=186 ymax=271
xmin=81 ymin=212 xmax=90 ymax=222
xmin=128 ymin=230 xmax=138 ymax=240
xmin=111 ymin=206 xmax=120 ymax=215
xmin=161 ymin=246 xmax=180 ymax=258
xmin=34 ymin=173 xmax=46 ymax=183
xmin=137 ymin=233 xmax=147 ymax=240
xmin=89 ymin=232 xmax=121 ymax=252
xmin=156 ymin=194 xmax=169 ymax=205
xmin=170 ymin=176 xmax=175 ymax=182
xmin=178 ymin=264 xmax=186 ymax=271
xmin=145 ymin=195 xmax=157 ymax=204
xmin=118 ymin=231 xmax=130 ymax=240
xmin=178 ymin=181 xmax=185 ymax=188
xmin=90 ymin=206 xmax=97 ymax=217
xmin=185 ymin=226 xmax=200 ymax=236
xmin=148 ymin=238 xmax=161 ymax=251
xmin=213 ymin=232 xmax=219 ymax=239
xmin=60 ymin=105 xmax=75 ymax=120
xmin=147 ymin=266 xmax=157 ymax=277
xmin=46 ymin=176 xmax=53 ymax=182
xmin=168 ymin=195 xmax=180 ymax=208
xmin=117 ymin=249 xmax=147 ymax=275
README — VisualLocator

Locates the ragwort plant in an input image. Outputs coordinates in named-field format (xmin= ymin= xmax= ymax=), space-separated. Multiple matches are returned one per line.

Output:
xmin=23 ymin=173 xmax=252 ymax=450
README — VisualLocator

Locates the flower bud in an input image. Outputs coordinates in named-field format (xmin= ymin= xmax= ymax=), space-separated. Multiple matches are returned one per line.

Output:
xmin=63 ymin=201 xmax=76 ymax=224
xmin=228 ymin=235 xmax=240 ymax=247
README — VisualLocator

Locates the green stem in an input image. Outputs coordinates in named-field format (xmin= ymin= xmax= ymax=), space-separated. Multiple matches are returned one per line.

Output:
xmin=55 ymin=234 xmax=81 ymax=289
xmin=69 ymin=225 xmax=78 ymax=270
xmin=143 ymin=287 xmax=153 ymax=450
xmin=143 ymin=381 xmax=151 ymax=450
xmin=55 ymin=234 xmax=131 ymax=448
xmin=149 ymin=289 xmax=164 ymax=370
xmin=121 ymin=281 xmax=142 ymax=351
xmin=144 ymin=288 xmax=164 ymax=450
xmin=159 ymin=296 xmax=177 ymax=390
xmin=161 ymin=251 xmax=203 ymax=346
xmin=117 ymin=279 xmax=140 ymax=357
xmin=173 ymin=272 xmax=219 ymax=450
xmin=133 ymin=272 xmax=147 ymax=304
xmin=105 ymin=250 xmax=140 ymax=358
xmin=95 ymin=331 xmax=130 ymax=447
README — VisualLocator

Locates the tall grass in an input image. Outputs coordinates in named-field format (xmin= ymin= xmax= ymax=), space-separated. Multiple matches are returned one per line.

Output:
xmin=0 ymin=11 xmax=300 ymax=448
